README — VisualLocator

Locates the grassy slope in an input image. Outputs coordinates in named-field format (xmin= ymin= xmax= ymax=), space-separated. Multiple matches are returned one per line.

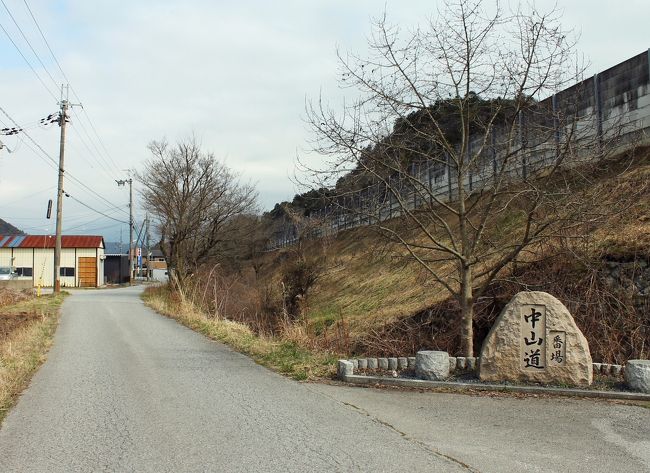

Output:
xmin=265 ymin=150 xmax=650 ymax=353
xmin=0 ymin=293 xmax=65 ymax=424
xmin=140 ymin=151 xmax=649 ymax=378
xmin=310 ymin=231 xmax=440 ymax=326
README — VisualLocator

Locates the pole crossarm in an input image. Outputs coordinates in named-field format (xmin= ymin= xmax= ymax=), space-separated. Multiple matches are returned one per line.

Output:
xmin=116 ymin=178 xmax=134 ymax=284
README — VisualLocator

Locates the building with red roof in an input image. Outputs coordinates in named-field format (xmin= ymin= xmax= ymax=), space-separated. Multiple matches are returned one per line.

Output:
xmin=0 ymin=235 xmax=105 ymax=287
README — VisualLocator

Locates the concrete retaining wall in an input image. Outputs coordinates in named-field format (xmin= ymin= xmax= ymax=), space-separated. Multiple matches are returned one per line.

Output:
xmin=269 ymin=49 xmax=650 ymax=249
xmin=0 ymin=280 xmax=33 ymax=291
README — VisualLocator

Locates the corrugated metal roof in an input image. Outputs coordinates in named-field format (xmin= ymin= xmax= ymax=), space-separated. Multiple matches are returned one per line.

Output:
xmin=0 ymin=235 xmax=104 ymax=249
xmin=104 ymin=241 xmax=128 ymax=255
xmin=8 ymin=235 xmax=25 ymax=247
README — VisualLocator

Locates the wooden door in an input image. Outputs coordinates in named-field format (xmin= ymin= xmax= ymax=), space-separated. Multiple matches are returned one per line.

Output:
xmin=78 ymin=257 xmax=97 ymax=287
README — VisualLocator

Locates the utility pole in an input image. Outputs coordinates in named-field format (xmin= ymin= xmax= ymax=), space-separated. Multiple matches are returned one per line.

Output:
xmin=53 ymin=86 xmax=69 ymax=293
xmin=52 ymin=85 xmax=80 ymax=292
xmin=145 ymin=214 xmax=150 ymax=281
xmin=116 ymin=177 xmax=134 ymax=285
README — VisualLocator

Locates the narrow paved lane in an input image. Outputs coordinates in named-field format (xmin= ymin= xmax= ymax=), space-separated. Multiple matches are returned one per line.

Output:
xmin=0 ymin=287 xmax=467 ymax=472
xmin=1 ymin=287 xmax=649 ymax=472
xmin=310 ymin=384 xmax=650 ymax=473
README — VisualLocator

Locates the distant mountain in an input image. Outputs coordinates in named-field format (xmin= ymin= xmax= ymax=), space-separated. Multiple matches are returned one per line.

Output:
xmin=0 ymin=218 xmax=23 ymax=235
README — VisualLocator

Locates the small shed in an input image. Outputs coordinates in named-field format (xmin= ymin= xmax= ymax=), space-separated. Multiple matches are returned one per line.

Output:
xmin=104 ymin=242 xmax=130 ymax=284
xmin=0 ymin=235 xmax=105 ymax=288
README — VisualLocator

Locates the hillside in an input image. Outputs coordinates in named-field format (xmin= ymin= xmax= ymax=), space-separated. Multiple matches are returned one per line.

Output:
xmin=0 ymin=218 xmax=22 ymax=235
xmin=249 ymin=148 xmax=650 ymax=365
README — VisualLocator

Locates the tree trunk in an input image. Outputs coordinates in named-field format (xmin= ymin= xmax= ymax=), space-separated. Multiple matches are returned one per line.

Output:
xmin=460 ymin=264 xmax=474 ymax=357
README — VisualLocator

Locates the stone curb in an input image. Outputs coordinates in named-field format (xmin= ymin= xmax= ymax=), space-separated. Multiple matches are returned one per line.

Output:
xmin=348 ymin=357 xmax=624 ymax=377
xmin=340 ymin=374 xmax=650 ymax=402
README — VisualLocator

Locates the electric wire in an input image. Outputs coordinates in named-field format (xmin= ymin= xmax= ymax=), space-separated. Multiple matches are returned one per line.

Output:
xmin=68 ymin=125 xmax=118 ymax=180
xmin=22 ymin=0 xmax=122 ymax=172
xmin=0 ymin=18 xmax=57 ymax=100
xmin=63 ymin=210 xmax=127 ymax=232
xmin=22 ymin=0 xmax=67 ymax=82
xmin=66 ymin=194 xmax=129 ymax=224
xmin=1 ymin=3 xmax=130 ymax=225
xmin=1 ymin=0 xmax=60 ymax=91
xmin=70 ymin=106 xmax=121 ymax=175
xmin=63 ymin=221 xmax=125 ymax=233
xmin=0 ymin=184 xmax=56 ymax=208
xmin=52 ymin=204 xmax=124 ymax=224
xmin=70 ymin=94 xmax=120 ymax=170
xmin=0 ymin=104 xmax=129 ymax=216
xmin=0 ymin=104 xmax=58 ymax=168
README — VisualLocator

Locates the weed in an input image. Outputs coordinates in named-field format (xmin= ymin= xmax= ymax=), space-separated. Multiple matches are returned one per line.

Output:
xmin=0 ymin=292 xmax=65 ymax=425
xmin=142 ymin=286 xmax=338 ymax=380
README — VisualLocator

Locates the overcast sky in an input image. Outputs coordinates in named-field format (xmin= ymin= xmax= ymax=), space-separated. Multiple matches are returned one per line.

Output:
xmin=0 ymin=0 xmax=647 ymax=243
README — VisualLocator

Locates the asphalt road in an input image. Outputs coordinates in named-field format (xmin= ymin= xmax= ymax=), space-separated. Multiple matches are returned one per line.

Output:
xmin=0 ymin=286 xmax=648 ymax=472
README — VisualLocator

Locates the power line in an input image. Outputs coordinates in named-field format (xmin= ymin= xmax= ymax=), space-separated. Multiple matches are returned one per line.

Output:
xmin=63 ymin=221 xmax=125 ymax=233
xmin=21 ymin=0 xmax=122 ymax=172
xmin=69 ymin=98 xmax=122 ymax=171
xmin=54 ymin=204 xmax=125 ymax=224
xmin=66 ymin=175 xmax=130 ymax=216
xmin=72 ymin=106 xmax=121 ymax=171
xmin=22 ymin=0 xmax=68 ymax=82
xmin=0 ymin=104 xmax=129 ymax=216
xmin=65 ymin=193 xmax=129 ymax=224
xmin=68 ymin=125 xmax=117 ymax=180
xmin=0 ymin=104 xmax=58 ymax=168
xmin=0 ymin=184 xmax=55 ymax=208
xmin=0 ymin=18 xmax=57 ymax=100
xmin=62 ymin=206 xmax=130 ymax=232
xmin=0 ymin=1 xmax=129 ymax=224
xmin=1 ymin=0 xmax=59 ymax=90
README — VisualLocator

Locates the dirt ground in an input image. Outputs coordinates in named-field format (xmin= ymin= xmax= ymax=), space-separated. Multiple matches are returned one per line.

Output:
xmin=0 ymin=288 xmax=37 ymax=342
xmin=0 ymin=311 xmax=40 ymax=341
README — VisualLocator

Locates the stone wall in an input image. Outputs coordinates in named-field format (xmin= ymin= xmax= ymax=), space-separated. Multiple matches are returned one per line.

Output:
xmin=602 ymin=258 xmax=650 ymax=312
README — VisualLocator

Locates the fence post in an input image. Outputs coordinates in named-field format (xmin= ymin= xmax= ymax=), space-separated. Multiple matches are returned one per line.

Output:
xmin=412 ymin=162 xmax=417 ymax=209
xmin=491 ymin=127 xmax=497 ymax=180
xmin=593 ymin=73 xmax=603 ymax=154
xmin=552 ymin=93 xmax=560 ymax=163
xmin=446 ymin=152 xmax=453 ymax=202
xmin=468 ymin=140 xmax=473 ymax=192
xmin=519 ymin=111 xmax=527 ymax=179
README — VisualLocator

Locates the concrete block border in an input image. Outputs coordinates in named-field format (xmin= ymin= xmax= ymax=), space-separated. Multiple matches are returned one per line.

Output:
xmin=339 ymin=356 xmax=643 ymax=399
xmin=342 ymin=356 xmax=625 ymax=378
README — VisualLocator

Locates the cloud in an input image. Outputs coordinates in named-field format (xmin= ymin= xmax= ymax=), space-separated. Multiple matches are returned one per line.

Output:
xmin=0 ymin=0 xmax=646 ymax=241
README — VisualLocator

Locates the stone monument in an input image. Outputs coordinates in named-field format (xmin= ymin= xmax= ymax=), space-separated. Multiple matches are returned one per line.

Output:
xmin=479 ymin=291 xmax=592 ymax=386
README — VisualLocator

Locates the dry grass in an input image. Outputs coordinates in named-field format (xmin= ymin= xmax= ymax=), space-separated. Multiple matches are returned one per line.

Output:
xmin=304 ymin=229 xmax=449 ymax=332
xmin=142 ymin=286 xmax=338 ymax=380
xmin=144 ymin=149 xmax=649 ymax=368
xmin=0 ymin=292 xmax=65 ymax=424
xmin=0 ymin=288 xmax=31 ymax=308
xmin=256 ymin=148 xmax=650 ymax=359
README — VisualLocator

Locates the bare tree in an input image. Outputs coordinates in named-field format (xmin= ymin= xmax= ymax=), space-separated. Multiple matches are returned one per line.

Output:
xmin=138 ymin=137 xmax=257 ymax=290
xmin=277 ymin=204 xmax=329 ymax=320
xmin=305 ymin=0 xmax=630 ymax=356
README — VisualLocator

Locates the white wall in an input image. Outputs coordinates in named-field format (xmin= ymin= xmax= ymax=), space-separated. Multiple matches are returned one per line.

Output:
xmin=34 ymin=249 xmax=54 ymax=287
xmin=0 ymin=248 xmax=11 ymax=267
